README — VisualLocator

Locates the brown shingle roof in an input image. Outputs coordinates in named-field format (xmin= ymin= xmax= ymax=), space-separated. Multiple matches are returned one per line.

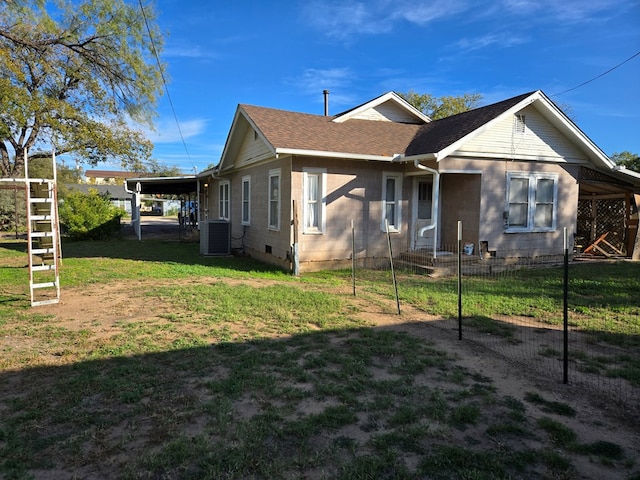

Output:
xmin=239 ymin=91 xmax=537 ymax=159
xmin=240 ymin=105 xmax=422 ymax=158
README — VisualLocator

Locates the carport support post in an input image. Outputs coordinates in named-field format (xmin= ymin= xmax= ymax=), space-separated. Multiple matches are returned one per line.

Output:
xmin=134 ymin=182 xmax=141 ymax=241
xmin=563 ymin=227 xmax=569 ymax=384
xmin=457 ymin=220 xmax=462 ymax=341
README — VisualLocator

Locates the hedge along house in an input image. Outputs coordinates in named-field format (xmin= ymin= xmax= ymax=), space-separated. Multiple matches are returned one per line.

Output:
xmin=198 ymin=90 xmax=640 ymax=272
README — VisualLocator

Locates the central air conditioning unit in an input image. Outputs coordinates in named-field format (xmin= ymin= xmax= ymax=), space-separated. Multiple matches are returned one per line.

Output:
xmin=200 ymin=220 xmax=231 ymax=255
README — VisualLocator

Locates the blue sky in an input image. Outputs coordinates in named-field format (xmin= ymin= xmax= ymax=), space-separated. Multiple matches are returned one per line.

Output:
xmin=138 ymin=0 xmax=640 ymax=174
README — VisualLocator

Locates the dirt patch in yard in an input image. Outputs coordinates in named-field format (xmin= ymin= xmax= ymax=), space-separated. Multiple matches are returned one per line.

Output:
xmin=3 ymin=276 xmax=639 ymax=479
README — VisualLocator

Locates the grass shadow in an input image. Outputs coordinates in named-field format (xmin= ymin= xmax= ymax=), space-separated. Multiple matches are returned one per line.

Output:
xmin=2 ymin=323 xmax=636 ymax=479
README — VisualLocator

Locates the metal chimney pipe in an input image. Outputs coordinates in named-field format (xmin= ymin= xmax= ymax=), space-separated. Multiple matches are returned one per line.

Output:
xmin=323 ymin=90 xmax=329 ymax=116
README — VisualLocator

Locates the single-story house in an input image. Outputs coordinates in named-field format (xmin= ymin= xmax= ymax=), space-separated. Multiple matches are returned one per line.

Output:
xmin=195 ymin=90 xmax=640 ymax=272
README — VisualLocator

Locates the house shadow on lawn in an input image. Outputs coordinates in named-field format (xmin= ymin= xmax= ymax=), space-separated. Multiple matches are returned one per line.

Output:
xmin=1 ymin=320 xmax=639 ymax=480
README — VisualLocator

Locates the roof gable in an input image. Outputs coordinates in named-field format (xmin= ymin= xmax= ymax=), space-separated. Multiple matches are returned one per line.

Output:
xmin=332 ymin=92 xmax=431 ymax=125
xmin=404 ymin=92 xmax=535 ymax=158
xmin=404 ymin=91 xmax=614 ymax=171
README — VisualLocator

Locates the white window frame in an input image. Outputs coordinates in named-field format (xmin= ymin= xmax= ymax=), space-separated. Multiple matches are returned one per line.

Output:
xmin=302 ymin=168 xmax=326 ymax=234
xmin=268 ymin=168 xmax=281 ymax=230
xmin=381 ymin=172 xmax=402 ymax=232
xmin=218 ymin=181 xmax=230 ymax=220
xmin=241 ymin=175 xmax=251 ymax=226
xmin=505 ymin=172 xmax=558 ymax=233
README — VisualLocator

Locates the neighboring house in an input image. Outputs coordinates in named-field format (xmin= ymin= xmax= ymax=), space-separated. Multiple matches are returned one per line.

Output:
xmin=197 ymin=90 xmax=640 ymax=271
xmin=85 ymin=170 xmax=143 ymax=185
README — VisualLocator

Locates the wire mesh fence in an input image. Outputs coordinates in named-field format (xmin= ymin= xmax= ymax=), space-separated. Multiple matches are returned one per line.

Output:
xmin=349 ymin=223 xmax=640 ymax=409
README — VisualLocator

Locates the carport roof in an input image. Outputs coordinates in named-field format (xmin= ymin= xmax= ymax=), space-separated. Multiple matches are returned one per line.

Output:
xmin=125 ymin=176 xmax=198 ymax=195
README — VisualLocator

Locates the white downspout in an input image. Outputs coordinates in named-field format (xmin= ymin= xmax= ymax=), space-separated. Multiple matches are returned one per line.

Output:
xmin=414 ymin=159 xmax=440 ymax=259
xmin=124 ymin=181 xmax=142 ymax=240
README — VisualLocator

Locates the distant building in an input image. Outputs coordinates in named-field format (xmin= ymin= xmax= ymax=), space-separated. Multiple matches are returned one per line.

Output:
xmin=85 ymin=170 xmax=145 ymax=185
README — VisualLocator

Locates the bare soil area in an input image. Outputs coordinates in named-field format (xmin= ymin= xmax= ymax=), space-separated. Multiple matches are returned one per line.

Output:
xmin=28 ymin=276 xmax=639 ymax=480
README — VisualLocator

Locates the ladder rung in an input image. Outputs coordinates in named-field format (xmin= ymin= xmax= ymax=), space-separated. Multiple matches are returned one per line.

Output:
xmin=32 ymin=264 xmax=56 ymax=271
xmin=32 ymin=281 xmax=57 ymax=289
xmin=31 ymin=231 xmax=54 ymax=237
xmin=32 ymin=299 xmax=60 ymax=307
xmin=30 ymin=198 xmax=53 ymax=203
xmin=30 ymin=215 xmax=52 ymax=221
xmin=32 ymin=248 xmax=56 ymax=254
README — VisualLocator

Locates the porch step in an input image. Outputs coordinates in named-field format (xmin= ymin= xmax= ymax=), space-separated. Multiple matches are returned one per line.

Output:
xmin=397 ymin=251 xmax=488 ymax=277
xmin=395 ymin=259 xmax=453 ymax=277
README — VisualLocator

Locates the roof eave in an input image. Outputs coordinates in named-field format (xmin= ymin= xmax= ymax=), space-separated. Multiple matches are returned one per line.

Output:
xmin=393 ymin=152 xmax=438 ymax=163
xmin=275 ymin=148 xmax=396 ymax=162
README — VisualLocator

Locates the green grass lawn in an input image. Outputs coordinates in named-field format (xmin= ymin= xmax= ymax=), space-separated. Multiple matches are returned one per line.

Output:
xmin=1 ymin=237 xmax=638 ymax=479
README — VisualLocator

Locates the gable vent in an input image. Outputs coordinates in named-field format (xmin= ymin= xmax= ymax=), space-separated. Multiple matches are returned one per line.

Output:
xmin=514 ymin=114 xmax=526 ymax=134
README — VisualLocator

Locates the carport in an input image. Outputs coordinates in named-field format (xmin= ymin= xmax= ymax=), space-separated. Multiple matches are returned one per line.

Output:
xmin=124 ymin=176 xmax=198 ymax=240
xmin=577 ymin=167 xmax=640 ymax=259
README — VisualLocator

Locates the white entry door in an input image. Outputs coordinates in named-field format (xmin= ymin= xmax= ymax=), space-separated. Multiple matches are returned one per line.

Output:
xmin=414 ymin=177 xmax=435 ymax=250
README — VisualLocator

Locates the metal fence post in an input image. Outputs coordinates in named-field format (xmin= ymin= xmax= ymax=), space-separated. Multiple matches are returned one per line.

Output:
xmin=351 ymin=219 xmax=356 ymax=296
xmin=385 ymin=219 xmax=401 ymax=315
xmin=458 ymin=220 xmax=463 ymax=340
xmin=563 ymin=227 xmax=569 ymax=384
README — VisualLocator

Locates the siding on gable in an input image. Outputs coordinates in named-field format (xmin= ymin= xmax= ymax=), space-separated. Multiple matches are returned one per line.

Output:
xmin=349 ymin=101 xmax=422 ymax=124
xmin=235 ymin=128 xmax=272 ymax=167
xmin=457 ymin=106 xmax=589 ymax=163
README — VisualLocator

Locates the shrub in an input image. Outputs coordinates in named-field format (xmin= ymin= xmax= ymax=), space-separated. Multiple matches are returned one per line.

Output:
xmin=59 ymin=189 xmax=125 ymax=240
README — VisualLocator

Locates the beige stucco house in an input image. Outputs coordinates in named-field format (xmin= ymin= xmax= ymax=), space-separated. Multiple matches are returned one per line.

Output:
xmin=197 ymin=90 xmax=640 ymax=272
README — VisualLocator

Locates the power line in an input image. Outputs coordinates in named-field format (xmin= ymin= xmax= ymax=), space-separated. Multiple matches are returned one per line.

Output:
xmin=551 ymin=50 xmax=640 ymax=97
xmin=138 ymin=0 xmax=196 ymax=173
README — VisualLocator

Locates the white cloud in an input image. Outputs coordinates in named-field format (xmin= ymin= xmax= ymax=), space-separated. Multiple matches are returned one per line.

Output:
xmin=301 ymin=0 xmax=471 ymax=41
xmin=500 ymin=0 xmax=628 ymax=22
xmin=163 ymin=44 xmax=218 ymax=59
xmin=390 ymin=0 xmax=470 ymax=24
xmin=145 ymin=119 xmax=208 ymax=144
xmin=287 ymin=67 xmax=353 ymax=92
xmin=302 ymin=0 xmax=630 ymax=43
xmin=454 ymin=32 xmax=528 ymax=52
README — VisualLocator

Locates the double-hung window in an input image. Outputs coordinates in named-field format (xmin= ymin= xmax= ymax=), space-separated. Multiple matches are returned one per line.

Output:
xmin=506 ymin=172 xmax=558 ymax=232
xmin=218 ymin=181 xmax=230 ymax=220
xmin=303 ymin=169 xmax=326 ymax=234
xmin=241 ymin=176 xmax=251 ymax=225
xmin=381 ymin=172 xmax=402 ymax=232
xmin=268 ymin=169 xmax=280 ymax=230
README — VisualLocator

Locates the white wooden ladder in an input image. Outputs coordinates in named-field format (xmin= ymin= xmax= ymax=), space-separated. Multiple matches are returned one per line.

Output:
xmin=26 ymin=179 xmax=61 ymax=306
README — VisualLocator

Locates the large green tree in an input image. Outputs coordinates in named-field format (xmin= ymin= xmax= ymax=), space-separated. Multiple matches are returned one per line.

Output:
xmin=611 ymin=151 xmax=640 ymax=173
xmin=0 ymin=0 xmax=164 ymax=178
xmin=399 ymin=90 xmax=483 ymax=119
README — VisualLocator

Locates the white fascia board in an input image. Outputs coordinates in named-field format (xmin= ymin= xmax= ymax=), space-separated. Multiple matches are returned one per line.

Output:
xmin=127 ymin=175 xmax=197 ymax=182
xmin=275 ymin=148 xmax=395 ymax=162
xmin=393 ymin=152 xmax=438 ymax=163
xmin=218 ymin=107 xmax=244 ymax=170
xmin=613 ymin=166 xmax=640 ymax=181
xmin=197 ymin=166 xmax=218 ymax=178
xmin=535 ymin=91 xmax=614 ymax=170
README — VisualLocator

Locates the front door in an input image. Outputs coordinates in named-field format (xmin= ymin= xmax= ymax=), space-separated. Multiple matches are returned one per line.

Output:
xmin=414 ymin=177 xmax=435 ymax=250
